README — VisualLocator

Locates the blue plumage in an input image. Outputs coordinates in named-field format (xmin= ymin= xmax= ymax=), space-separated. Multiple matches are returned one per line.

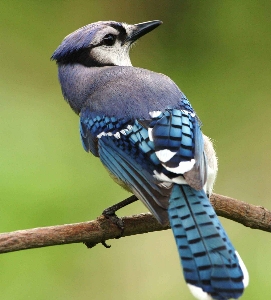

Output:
xmin=52 ymin=20 xmax=248 ymax=299
xmin=80 ymin=106 xmax=247 ymax=299
xmin=168 ymin=185 xmax=245 ymax=299
xmin=52 ymin=21 xmax=123 ymax=63
xmin=150 ymin=109 xmax=196 ymax=167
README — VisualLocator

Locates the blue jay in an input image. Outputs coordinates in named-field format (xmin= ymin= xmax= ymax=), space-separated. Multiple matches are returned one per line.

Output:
xmin=52 ymin=20 xmax=249 ymax=300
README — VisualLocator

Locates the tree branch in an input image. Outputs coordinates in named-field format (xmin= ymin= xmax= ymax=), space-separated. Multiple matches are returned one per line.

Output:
xmin=210 ymin=193 xmax=271 ymax=231
xmin=0 ymin=193 xmax=270 ymax=254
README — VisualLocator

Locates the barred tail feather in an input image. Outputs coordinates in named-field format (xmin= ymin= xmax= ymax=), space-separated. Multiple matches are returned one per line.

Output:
xmin=168 ymin=184 xmax=248 ymax=300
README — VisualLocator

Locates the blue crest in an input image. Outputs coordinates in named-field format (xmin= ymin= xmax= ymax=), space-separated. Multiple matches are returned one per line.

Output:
xmin=51 ymin=21 xmax=122 ymax=61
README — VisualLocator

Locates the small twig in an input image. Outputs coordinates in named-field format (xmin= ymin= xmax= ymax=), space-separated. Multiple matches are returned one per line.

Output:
xmin=0 ymin=193 xmax=270 ymax=254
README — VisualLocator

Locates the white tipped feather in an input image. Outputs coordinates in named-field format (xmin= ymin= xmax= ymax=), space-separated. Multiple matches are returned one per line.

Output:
xmin=148 ymin=128 xmax=154 ymax=141
xmin=149 ymin=110 xmax=162 ymax=118
xmin=155 ymin=149 xmax=176 ymax=163
xmin=171 ymin=176 xmax=188 ymax=185
xmin=235 ymin=251 xmax=249 ymax=288
xmin=163 ymin=159 xmax=195 ymax=174
xmin=153 ymin=170 xmax=187 ymax=185
xmin=153 ymin=170 xmax=171 ymax=182
xmin=97 ymin=132 xmax=106 ymax=138
xmin=114 ymin=132 xmax=121 ymax=139
xmin=187 ymin=284 xmax=212 ymax=300
xmin=97 ymin=125 xmax=132 ymax=140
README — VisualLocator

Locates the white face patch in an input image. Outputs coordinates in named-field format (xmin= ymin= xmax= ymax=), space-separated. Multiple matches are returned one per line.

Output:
xmin=91 ymin=43 xmax=132 ymax=66
xmin=187 ymin=284 xmax=212 ymax=300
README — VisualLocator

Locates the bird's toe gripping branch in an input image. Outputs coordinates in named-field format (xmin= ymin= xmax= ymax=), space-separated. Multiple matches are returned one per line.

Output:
xmin=101 ymin=195 xmax=139 ymax=247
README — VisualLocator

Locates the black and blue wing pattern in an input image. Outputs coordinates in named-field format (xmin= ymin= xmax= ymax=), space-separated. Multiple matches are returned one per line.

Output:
xmin=80 ymin=105 xmax=248 ymax=300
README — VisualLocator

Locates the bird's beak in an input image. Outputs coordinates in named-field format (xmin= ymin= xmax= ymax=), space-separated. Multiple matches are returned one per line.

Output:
xmin=124 ymin=20 xmax=162 ymax=45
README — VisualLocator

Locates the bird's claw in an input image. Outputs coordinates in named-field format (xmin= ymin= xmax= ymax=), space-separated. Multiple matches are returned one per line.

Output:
xmin=101 ymin=241 xmax=111 ymax=248
xmin=102 ymin=209 xmax=125 ymax=238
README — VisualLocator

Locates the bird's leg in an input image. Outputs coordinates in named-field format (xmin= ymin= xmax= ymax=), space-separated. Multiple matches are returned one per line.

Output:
xmin=85 ymin=195 xmax=139 ymax=249
xmin=102 ymin=195 xmax=138 ymax=239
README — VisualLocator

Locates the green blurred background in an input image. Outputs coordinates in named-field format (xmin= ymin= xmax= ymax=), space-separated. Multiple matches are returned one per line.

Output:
xmin=1 ymin=1 xmax=271 ymax=299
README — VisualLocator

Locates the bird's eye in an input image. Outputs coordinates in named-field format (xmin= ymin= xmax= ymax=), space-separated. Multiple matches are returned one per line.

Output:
xmin=102 ymin=34 xmax=116 ymax=46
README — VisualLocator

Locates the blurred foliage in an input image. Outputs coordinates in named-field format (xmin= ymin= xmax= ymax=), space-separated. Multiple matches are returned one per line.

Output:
xmin=1 ymin=1 xmax=271 ymax=299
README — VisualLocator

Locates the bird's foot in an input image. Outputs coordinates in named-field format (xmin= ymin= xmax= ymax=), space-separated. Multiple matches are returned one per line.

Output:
xmin=102 ymin=195 xmax=138 ymax=242
xmin=102 ymin=207 xmax=125 ymax=238
xmin=86 ymin=196 xmax=138 ymax=249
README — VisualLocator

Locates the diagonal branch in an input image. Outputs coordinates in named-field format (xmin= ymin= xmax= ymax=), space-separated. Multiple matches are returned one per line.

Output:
xmin=0 ymin=193 xmax=270 ymax=254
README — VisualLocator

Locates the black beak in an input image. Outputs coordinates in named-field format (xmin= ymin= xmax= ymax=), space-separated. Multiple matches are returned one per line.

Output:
xmin=124 ymin=20 xmax=162 ymax=44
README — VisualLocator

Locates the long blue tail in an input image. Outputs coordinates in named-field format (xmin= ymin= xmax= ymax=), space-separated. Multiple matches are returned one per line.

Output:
xmin=168 ymin=184 xmax=248 ymax=300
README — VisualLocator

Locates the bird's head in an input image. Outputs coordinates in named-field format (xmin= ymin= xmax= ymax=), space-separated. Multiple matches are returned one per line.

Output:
xmin=51 ymin=20 xmax=162 ymax=67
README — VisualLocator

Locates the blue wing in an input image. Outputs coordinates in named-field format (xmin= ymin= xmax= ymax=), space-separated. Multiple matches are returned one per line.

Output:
xmin=80 ymin=107 xmax=174 ymax=224
xmin=80 ymin=109 xmax=132 ymax=156
xmin=149 ymin=108 xmax=207 ymax=190
xmin=79 ymin=107 xmax=202 ymax=225
xmin=79 ymin=105 xmax=247 ymax=299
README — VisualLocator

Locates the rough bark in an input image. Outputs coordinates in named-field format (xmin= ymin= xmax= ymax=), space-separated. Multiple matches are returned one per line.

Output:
xmin=0 ymin=193 xmax=270 ymax=254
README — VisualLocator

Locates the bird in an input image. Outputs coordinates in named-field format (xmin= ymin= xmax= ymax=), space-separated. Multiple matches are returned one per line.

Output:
xmin=51 ymin=20 xmax=249 ymax=300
